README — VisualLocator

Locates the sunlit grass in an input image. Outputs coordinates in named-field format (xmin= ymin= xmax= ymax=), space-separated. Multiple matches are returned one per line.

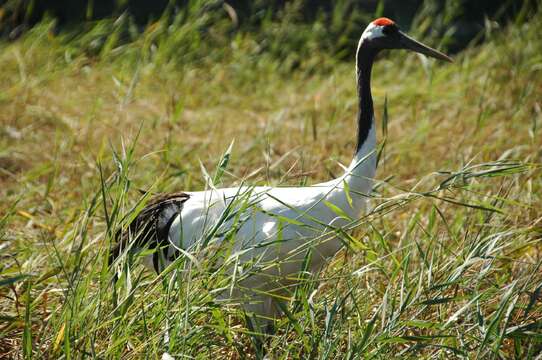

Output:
xmin=1 ymin=4 xmax=541 ymax=359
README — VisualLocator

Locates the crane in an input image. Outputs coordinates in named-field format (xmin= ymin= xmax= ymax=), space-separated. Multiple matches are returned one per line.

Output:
xmin=109 ymin=17 xmax=452 ymax=326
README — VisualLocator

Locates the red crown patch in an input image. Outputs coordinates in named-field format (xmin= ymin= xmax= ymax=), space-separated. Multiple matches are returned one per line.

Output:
xmin=372 ymin=17 xmax=395 ymax=26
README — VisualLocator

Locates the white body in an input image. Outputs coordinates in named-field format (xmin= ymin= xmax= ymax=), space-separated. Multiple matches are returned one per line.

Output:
xmin=151 ymin=124 xmax=377 ymax=317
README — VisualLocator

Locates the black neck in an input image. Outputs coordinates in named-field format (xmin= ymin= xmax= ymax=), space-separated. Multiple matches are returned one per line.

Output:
xmin=355 ymin=43 xmax=379 ymax=153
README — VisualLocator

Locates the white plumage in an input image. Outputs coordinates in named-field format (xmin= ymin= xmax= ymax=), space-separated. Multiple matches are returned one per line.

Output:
xmin=157 ymin=126 xmax=376 ymax=317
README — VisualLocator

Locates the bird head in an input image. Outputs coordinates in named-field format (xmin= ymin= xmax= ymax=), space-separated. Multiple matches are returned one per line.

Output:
xmin=360 ymin=17 xmax=452 ymax=62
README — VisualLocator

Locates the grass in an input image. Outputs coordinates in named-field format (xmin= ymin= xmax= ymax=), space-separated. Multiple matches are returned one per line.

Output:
xmin=1 ymin=3 xmax=542 ymax=359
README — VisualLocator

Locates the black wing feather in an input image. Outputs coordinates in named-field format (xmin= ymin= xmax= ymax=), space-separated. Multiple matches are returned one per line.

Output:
xmin=109 ymin=192 xmax=190 ymax=272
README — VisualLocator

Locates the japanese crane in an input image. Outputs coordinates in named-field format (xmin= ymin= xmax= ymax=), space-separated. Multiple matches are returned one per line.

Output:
xmin=110 ymin=17 xmax=452 ymax=324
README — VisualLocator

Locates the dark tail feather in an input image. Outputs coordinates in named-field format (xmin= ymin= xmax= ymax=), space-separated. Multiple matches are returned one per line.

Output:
xmin=109 ymin=192 xmax=190 ymax=274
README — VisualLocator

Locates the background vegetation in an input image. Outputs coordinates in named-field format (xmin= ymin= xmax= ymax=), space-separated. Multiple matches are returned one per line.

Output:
xmin=1 ymin=0 xmax=541 ymax=358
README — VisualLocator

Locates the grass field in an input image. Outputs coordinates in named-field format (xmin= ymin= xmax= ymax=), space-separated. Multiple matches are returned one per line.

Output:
xmin=1 ymin=3 xmax=541 ymax=359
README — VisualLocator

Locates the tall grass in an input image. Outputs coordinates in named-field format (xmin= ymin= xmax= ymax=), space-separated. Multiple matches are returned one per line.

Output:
xmin=1 ymin=1 xmax=541 ymax=358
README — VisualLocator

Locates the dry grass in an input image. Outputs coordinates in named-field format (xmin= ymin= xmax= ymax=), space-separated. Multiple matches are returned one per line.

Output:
xmin=1 ymin=8 xmax=541 ymax=359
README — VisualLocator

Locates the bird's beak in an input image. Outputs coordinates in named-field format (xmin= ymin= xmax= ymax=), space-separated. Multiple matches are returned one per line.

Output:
xmin=398 ymin=31 xmax=453 ymax=62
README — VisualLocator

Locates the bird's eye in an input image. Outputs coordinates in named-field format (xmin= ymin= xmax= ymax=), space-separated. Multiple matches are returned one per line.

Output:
xmin=382 ymin=24 xmax=398 ymax=35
